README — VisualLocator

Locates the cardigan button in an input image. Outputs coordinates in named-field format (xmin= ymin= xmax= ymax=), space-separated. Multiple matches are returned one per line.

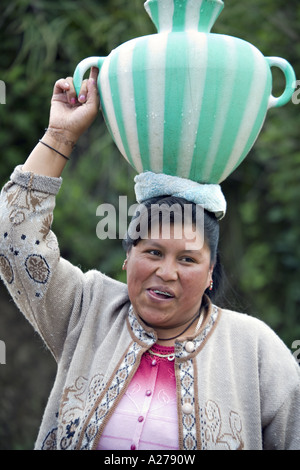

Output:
xmin=182 ymin=403 xmax=193 ymax=415
xmin=185 ymin=341 xmax=195 ymax=353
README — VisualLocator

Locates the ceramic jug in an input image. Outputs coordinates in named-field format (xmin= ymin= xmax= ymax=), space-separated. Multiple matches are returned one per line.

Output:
xmin=73 ymin=0 xmax=296 ymax=184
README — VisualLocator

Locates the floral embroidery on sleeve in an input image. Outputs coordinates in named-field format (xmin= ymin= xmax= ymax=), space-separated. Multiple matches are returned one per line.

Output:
xmin=5 ymin=183 xmax=50 ymax=227
xmin=40 ymin=215 xmax=53 ymax=240
xmin=41 ymin=428 xmax=58 ymax=450
xmin=25 ymin=254 xmax=50 ymax=284
xmin=6 ymin=183 xmax=49 ymax=212
xmin=0 ymin=254 xmax=14 ymax=284
xmin=9 ymin=209 xmax=26 ymax=226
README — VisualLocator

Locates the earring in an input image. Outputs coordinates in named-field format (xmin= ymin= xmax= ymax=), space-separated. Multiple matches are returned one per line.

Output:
xmin=122 ymin=259 xmax=127 ymax=271
xmin=209 ymin=280 xmax=213 ymax=291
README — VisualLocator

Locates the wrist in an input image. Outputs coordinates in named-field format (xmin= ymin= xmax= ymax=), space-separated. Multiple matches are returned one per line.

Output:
xmin=44 ymin=127 xmax=78 ymax=153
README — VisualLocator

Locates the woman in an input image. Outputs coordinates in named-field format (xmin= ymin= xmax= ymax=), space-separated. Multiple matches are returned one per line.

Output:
xmin=0 ymin=69 xmax=299 ymax=451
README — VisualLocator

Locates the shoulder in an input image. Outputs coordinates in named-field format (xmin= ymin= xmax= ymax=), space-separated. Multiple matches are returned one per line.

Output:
xmin=217 ymin=306 xmax=287 ymax=352
xmin=101 ymin=271 xmax=128 ymax=291
xmin=82 ymin=268 xmax=129 ymax=300
xmin=218 ymin=307 xmax=283 ymax=341
xmin=216 ymin=306 xmax=300 ymax=383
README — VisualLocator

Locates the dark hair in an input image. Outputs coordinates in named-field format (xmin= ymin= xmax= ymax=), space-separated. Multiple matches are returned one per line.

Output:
xmin=122 ymin=195 xmax=224 ymax=304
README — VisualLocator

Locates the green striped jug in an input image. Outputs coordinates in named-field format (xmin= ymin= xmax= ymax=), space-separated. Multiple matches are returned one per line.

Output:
xmin=74 ymin=0 xmax=296 ymax=184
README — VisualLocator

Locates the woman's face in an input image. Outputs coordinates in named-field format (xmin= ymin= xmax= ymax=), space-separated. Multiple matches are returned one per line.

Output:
xmin=125 ymin=222 xmax=213 ymax=336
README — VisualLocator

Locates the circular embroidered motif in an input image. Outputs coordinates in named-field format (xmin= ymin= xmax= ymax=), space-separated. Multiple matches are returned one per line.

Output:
xmin=25 ymin=254 xmax=50 ymax=284
xmin=0 ymin=254 xmax=14 ymax=284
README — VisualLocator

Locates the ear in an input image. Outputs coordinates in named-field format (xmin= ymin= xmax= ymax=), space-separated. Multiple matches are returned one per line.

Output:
xmin=206 ymin=265 xmax=214 ymax=288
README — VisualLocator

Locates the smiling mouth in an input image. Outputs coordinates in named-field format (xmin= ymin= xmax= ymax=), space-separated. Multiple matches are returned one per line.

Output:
xmin=148 ymin=288 xmax=175 ymax=300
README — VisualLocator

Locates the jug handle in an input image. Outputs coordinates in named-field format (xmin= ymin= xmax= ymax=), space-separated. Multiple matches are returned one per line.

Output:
xmin=73 ymin=57 xmax=105 ymax=96
xmin=266 ymin=57 xmax=296 ymax=109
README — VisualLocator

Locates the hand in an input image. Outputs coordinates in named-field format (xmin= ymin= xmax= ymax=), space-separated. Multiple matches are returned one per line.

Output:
xmin=48 ymin=67 xmax=100 ymax=143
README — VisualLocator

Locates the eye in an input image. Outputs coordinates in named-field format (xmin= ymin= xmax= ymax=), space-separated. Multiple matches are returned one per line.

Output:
xmin=180 ymin=253 xmax=201 ymax=264
xmin=148 ymin=249 xmax=162 ymax=257
xmin=180 ymin=256 xmax=196 ymax=263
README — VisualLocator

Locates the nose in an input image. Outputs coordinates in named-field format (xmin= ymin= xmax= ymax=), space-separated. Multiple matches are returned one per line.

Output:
xmin=155 ymin=256 xmax=178 ymax=281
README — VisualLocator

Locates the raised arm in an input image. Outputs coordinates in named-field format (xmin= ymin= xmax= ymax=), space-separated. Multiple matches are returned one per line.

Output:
xmin=0 ymin=68 xmax=102 ymax=360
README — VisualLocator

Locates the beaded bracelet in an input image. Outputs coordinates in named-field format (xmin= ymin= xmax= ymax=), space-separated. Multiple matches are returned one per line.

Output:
xmin=38 ymin=139 xmax=70 ymax=161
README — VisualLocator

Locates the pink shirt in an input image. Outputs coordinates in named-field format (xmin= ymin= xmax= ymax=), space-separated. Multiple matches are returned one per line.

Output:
xmin=97 ymin=344 xmax=179 ymax=450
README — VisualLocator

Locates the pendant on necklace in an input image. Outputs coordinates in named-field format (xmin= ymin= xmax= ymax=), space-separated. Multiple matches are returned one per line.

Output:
xmin=148 ymin=349 xmax=175 ymax=362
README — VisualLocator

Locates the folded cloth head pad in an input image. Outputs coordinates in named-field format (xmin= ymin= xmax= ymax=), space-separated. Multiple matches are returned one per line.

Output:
xmin=134 ymin=172 xmax=227 ymax=220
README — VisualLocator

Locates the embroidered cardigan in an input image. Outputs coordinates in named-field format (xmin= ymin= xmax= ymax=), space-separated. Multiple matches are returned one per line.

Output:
xmin=0 ymin=166 xmax=300 ymax=451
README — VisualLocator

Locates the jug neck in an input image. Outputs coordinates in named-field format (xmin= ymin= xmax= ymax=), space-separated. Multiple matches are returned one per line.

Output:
xmin=144 ymin=0 xmax=224 ymax=33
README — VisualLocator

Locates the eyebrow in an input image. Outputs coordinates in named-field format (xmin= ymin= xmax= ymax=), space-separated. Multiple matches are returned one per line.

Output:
xmin=141 ymin=240 xmax=204 ymax=255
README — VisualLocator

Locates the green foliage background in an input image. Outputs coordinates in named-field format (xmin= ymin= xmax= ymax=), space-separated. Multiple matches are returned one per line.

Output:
xmin=0 ymin=0 xmax=299 ymax=449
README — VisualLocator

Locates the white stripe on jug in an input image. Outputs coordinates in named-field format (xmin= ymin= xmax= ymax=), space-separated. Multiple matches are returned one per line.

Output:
xmin=118 ymin=42 xmax=144 ymax=173
xmin=202 ymin=36 xmax=237 ymax=181
xmin=158 ymin=0 xmax=175 ymax=32
xmin=184 ymin=0 xmax=204 ymax=31
xmin=100 ymin=55 xmax=129 ymax=164
xmin=177 ymin=33 xmax=208 ymax=177
xmin=220 ymin=46 xmax=268 ymax=182
xmin=147 ymin=33 xmax=168 ymax=172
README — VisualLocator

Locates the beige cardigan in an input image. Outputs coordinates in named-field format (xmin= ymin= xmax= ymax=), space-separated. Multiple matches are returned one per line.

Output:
xmin=0 ymin=166 xmax=300 ymax=450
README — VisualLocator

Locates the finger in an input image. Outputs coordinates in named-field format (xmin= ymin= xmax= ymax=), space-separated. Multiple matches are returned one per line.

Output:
xmin=52 ymin=78 xmax=70 ymax=97
xmin=78 ymin=79 xmax=89 ymax=103
xmin=89 ymin=66 xmax=99 ymax=84
xmin=77 ymin=68 xmax=99 ymax=103
xmin=86 ymin=73 xmax=100 ymax=110
xmin=64 ymin=76 xmax=78 ymax=106
xmin=52 ymin=78 xmax=78 ymax=108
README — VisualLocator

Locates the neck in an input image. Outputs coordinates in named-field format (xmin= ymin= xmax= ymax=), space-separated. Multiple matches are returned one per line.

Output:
xmin=141 ymin=310 xmax=201 ymax=346
xmin=133 ymin=296 xmax=210 ymax=346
